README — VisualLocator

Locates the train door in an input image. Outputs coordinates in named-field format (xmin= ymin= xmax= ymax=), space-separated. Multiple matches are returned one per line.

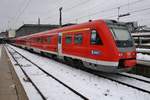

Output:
xmin=58 ymin=32 xmax=62 ymax=56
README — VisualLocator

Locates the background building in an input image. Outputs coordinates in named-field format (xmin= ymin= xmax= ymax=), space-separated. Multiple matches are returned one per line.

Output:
xmin=8 ymin=29 xmax=16 ymax=38
xmin=15 ymin=24 xmax=59 ymax=37
xmin=0 ymin=31 xmax=8 ymax=38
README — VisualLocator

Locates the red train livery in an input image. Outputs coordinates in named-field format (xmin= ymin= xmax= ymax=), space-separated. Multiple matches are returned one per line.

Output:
xmin=13 ymin=19 xmax=136 ymax=72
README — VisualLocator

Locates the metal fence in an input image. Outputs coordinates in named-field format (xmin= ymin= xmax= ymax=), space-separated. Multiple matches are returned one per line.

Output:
xmin=132 ymin=32 xmax=150 ymax=49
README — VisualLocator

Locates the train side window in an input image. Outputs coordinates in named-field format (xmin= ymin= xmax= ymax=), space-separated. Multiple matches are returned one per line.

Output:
xmin=40 ymin=37 xmax=43 ymax=43
xmin=37 ymin=38 xmax=40 ymax=42
xmin=44 ymin=38 xmax=47 ymax=43
xmin=34 ymin=38 xmax=36 ymax=42
xmin=47 ymin=36 xmax=51 ymax=44
xmin=65 ymin=35 xmax=72 ymax=44
xmin=74 ymin=34 xmax=83 ymax=44
xmin=91 ymin=30 xmax=102 ymax=45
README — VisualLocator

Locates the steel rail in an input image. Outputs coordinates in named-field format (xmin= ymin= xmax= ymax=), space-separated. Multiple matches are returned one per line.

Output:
xmin=5 ymin=46 xmax=47 ymax=100
xmin=7 ymin=45 xmax=89 ymax=100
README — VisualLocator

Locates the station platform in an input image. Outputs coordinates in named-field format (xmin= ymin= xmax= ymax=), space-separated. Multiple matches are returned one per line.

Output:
xmin=0 ymin=45 xmax=28 ymax=100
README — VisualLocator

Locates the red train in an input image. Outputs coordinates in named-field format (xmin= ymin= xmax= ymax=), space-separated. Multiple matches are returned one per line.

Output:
xmin=13 ymin=19 xmax=136 ymax=72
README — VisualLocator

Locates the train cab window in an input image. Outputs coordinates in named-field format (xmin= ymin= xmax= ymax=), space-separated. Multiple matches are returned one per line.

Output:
xmin=47 ymin=36 xmax=51 ymax=44
xmin=74 ymin=34 xmax=83 ymax=44
xmin=65 ymin=35 xmax=72 ymax=44
xmin=91 ymin=30 xmax=102 ymax=45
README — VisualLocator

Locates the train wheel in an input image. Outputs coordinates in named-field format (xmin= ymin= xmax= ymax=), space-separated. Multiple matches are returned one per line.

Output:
xmin=64 ymin=57 xmax=74 ymax=66
xmin=40 ymin=51 xmax=45 ymax=56
xmin=73 ymin=59 xmax=84 ymax=69
xmin=52 ymin=55 xmax=57 ymax=60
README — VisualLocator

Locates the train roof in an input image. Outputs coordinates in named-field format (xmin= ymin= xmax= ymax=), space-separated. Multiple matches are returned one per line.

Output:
xmin=15 ymin=19 xmax=105 ymax=39
xmin=15 ymin=19 xmax=128 ymax=40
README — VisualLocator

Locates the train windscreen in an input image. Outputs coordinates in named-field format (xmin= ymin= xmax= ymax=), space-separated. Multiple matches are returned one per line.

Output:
xmin=108 ymin=24 xmax=134 ymax=47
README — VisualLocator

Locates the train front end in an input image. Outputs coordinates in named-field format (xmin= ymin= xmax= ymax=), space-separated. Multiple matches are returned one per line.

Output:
xmin=106 ymin=20 xmax=136 ymax=72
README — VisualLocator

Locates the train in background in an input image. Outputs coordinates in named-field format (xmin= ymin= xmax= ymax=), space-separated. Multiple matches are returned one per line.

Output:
xmin=12 ymin=19 xmax=137 ymax=72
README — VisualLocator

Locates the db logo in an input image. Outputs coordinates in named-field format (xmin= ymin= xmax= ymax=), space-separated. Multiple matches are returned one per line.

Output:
xmin=91 ymin=50 xmax=101 ymax=55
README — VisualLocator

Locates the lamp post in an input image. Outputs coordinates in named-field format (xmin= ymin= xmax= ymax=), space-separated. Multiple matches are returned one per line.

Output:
xmin=59 ymin=7 xmax=63 ymax=27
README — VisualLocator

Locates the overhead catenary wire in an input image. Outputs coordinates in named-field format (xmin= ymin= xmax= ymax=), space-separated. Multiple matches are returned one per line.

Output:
xmin=7 ymin=0 xmax=27 ymax=27
xmin=12 ymin=0 xmax=29 ymax=20
xmin=13 ymin=0 xmax=31 ymax=28
xmin=44 ymin=0 xmax=64 ymax=18
xmin=78 ymin=0 xmax=145 ymax=15
xmin=9 ymin=0 xmax=147 ymax=27
xmin=131 ymin=7 xmax=150 ymax=13
xmin=43 ymin=0 xmax=91 ymax=20
xmin=0 ymin=0 xmax=29 ymax=32
xmin=122 ymin=7 xmax=150 ymax=20
xmin=63 ymin=0 xmax=91 ymax=12
xmin=64 ymin=4 xmax=150 ymax=24
xmin=46 ymin=0 xmax=145 ymax=19
xmin=2 ymin=0 xmax=149 ymax=31
xmin=45 ymin=0 xmax=146 ymax=23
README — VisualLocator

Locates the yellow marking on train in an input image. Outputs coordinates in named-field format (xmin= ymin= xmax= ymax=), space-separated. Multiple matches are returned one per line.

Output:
xmin=62 ymin=28 xmax=90 ymax=34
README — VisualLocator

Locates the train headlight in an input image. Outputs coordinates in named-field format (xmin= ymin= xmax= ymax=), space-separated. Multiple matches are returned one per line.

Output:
xmin=119 ymin=53 xmax=123 ymax=57
xmin=127 ymin=52 xmax=131 ymax=56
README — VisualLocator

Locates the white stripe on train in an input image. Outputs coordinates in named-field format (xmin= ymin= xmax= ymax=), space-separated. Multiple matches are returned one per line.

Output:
xmin=14 ymin=44 xmax=119 ymax=67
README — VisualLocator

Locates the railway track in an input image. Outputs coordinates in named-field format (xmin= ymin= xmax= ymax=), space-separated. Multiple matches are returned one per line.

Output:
xmin=118 ymin=72 xmax=150 ymax=84
xmin=6 ymin=46 xmax=89 ymax=100
xmin=137 ymin=60 xmax=150 ymax=67
xmin=88 ymin=71 xmax=150 ymax=94
xmin=7 ymin=44 xmax=150 ymax=97
xmin=6 ymin=47 xmax=47 ymax=100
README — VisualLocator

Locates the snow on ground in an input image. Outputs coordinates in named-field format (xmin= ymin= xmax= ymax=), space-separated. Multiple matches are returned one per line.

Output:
xmin=136 ymin=53 xmax=150 ymax=66
xmin=136 ymin=48 xmax=150 ymax=54
xmin=122 ymin=72 xmax=150 ymax=82
xmin=102 ymin=73 xmax=150 ymax=92
xmin=136 ymin=48 xmax=150 ymax=66
xmin=7 ymin=45 xmax=150 ymax=100
xmin=7 ymin=47 xmax=83 ymax=100
xmin=5 ymin=47 xmax=43 ymax=100
xmin=137 ymin=53 xmax=150 ymax=61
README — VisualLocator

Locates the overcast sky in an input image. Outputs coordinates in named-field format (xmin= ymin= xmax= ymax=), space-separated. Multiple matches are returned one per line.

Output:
xmin=0 ymin=0 xmax=150 ymax=32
